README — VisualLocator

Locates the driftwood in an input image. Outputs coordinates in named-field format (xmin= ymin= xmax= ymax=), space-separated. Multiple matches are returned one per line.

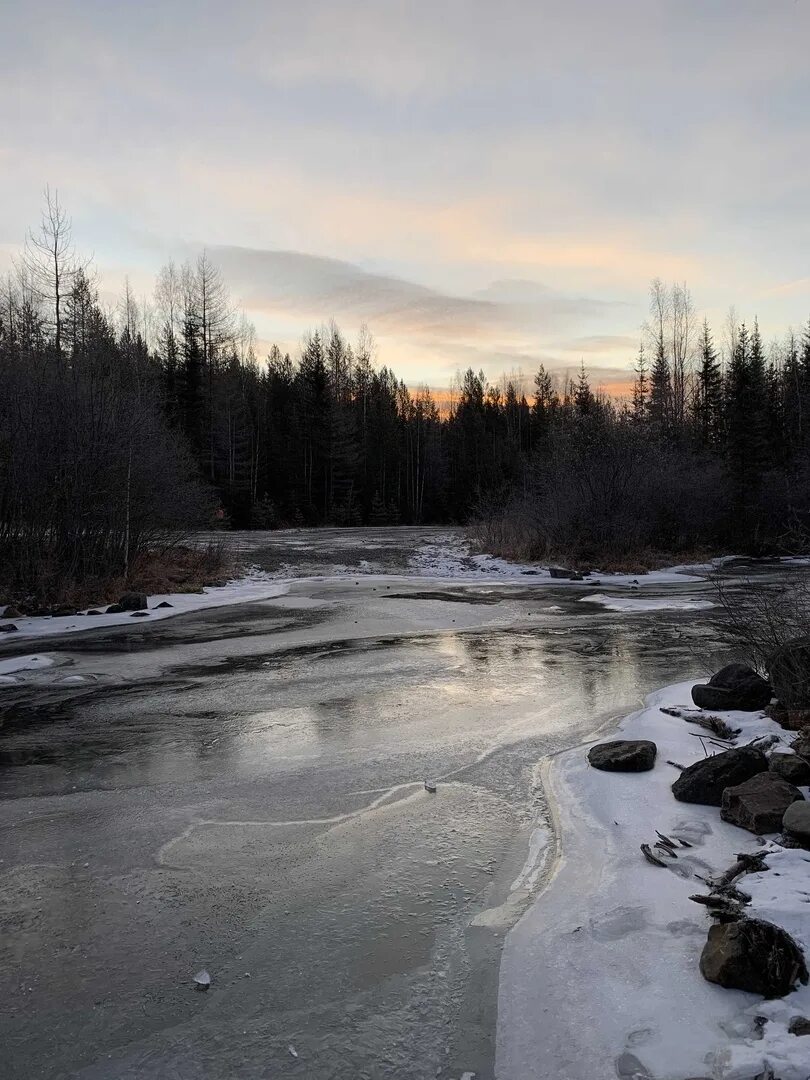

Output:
xmin=688 ymin=893 xmax=744 ymax=920
xmin=660 ymin=706 xmax=741 ymax=741
xmin=655 ymin=830 xmax=677 ymax=849
xmin=713 ymin=851 xmax=769 ymax=888
xmin=640 ymin=843 xmax=668 ymax=868
xmin=666 ymin=760 xmax=686 ymax=770
xmin=654 ymin=842 xmax=678 ymax=858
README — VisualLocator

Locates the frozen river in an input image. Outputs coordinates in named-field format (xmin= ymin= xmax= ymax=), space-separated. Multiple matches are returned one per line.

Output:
xmin=0 ymin=528 xmax=728 ymax=1079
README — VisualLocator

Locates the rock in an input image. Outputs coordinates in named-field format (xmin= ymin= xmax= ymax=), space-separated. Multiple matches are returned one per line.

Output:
xmin=720 ymin=772 xmax=804 ymax=834
xmin=0 ymin=623 xmax=19 ymax=633
xmin=2 ymin=606 xmax=22 ymax=619
xmin=768 ymin=638 xmax=810 ymax=708
xmin=118 ymin=592 xmax=148 ymax=612
xmin=588 ymin=740 xmax=657 ymax=772
xmin=782 ymin=801 xmax=810 ymax=848
xmin=788 ymin=1015 xmax=810 ymax=1036
xmin=49 ymin=606 xmax=78 ymax=617
xmin=672 ymin=745 xmax=768 ymax=806
xmin=691 ymin=663 xmax=771 ymax=712
xmin=155 ymin=601 xmax=173 ymax=609
xmin=769 ymin=752 xmax=810 ymax=786
xmin=548 ymin=567 xmax=583 ymax=580
xmin=130 ymin=611 xmax=150 ymax=618
xmin=791 ymin=726 xmax=810 ymax=763
xmin=84 ymin=609 xmax=102 ymax=616
xmin=700 ymin=918 xmax=808 ymax=998
xmin=765 ymin=703 xmax=810 ymax=731
xmin=106 ymin=604 xmax=124 ymax=614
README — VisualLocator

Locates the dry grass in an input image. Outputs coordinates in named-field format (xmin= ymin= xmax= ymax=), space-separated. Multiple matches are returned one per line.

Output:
xmin=1 ymin=541 xmax=231 ymax=613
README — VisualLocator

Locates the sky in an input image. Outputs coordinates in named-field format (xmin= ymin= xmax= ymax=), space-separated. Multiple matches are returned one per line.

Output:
xmin=2 ymin=0 xmax=810 ymax=398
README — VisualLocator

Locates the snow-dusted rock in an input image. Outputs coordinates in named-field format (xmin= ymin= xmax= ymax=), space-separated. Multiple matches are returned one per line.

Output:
xmin=587 ymin=739 xmax=657 ymax=772
xmin=691 ymin=663 xmax=771 ymax=712
xmin=672 ymin=745 xmax=768 ymax=806
xmin=700 ymin=918 xmax=808 ymax=998
xmin=791 ymin=726 xmax=810 ymax=762
xmin=720 ymin=772 xmax=804 ymax=834
xmin=782 ymin=801 xmax=810 ymax=848
xmin=769 ymin=752 xmax=810 ymax=786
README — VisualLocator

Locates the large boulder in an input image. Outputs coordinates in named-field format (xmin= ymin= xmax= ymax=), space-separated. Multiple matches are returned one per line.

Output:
xmin=118 ymin=592 xmax=148 ymax=612
xmin=768 ymin=638 xmax=810 ymax=709
xmin=672 ymin=745 xmax=768 ymax=806
xmin=691 ymin=663 xmax=771 ymax=712
xmin=769 ymin=752 xmax=810 ymax=786
xmin=587 ymin=740 xmax=657 ymax=772
xmin=720 ymin=772 xmax=804 ymax=834
xmin=783 ymin=801 xmax=810 ymax=849
xmin=700 ymin=918 xmax=808 ymax=998
xmin=791 ymin=726 xmax=810 ymax=763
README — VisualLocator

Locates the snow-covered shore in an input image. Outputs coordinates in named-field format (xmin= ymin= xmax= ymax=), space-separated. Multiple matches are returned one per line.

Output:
xmin=498 ymin=683 xmax=810 ymax=1080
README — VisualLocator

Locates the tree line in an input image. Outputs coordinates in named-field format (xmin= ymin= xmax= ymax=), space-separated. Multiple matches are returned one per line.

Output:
xmin=4 ymin=194 xmax=810 ymax=602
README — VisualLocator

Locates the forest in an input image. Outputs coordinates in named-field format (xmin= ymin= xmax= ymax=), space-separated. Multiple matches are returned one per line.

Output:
xmin=3 ymin=194 xmax=810 ymax=601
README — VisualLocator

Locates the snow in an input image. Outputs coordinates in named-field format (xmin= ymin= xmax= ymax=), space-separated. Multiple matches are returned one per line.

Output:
xmin=0 ymin=570 xmax=290 ymax=643
xmin=408 ymin=532 xmax=706 ymax=585
xmin=497 ymin=682 xmax=810 ymax=1080
xmin=0 ymin=654 xmax=56 ymax=682
xmin=581 ymin=592 xmax=715 ymax=613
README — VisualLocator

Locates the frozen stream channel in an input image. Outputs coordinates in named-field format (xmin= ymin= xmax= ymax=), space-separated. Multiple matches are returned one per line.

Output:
xmin=0 ymin=528 xmax=736 ymax=1079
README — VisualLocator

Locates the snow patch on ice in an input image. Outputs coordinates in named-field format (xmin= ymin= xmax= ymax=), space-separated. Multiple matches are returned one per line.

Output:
xmin=581 ymin=592 xmax=715 ymax=613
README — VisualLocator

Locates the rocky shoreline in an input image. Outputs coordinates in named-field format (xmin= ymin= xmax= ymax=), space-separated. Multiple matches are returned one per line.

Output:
xmin=497 ymin=668 xmax=810 ymax=1080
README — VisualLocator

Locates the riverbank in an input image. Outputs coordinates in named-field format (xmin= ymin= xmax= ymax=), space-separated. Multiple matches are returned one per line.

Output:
xmin=0 ymin=527 xmax=709 ymax=645
xmin=498 ymin=682 xmax=810 ymax=1080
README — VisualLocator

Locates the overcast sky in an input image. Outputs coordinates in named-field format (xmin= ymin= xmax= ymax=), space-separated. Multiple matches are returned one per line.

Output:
xmin=2 ymin=0 xmax=809 ymax=393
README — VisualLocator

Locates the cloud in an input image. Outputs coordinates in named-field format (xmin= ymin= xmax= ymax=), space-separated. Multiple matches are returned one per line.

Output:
xmin=207 ymin=241 xmax=620 ymax=353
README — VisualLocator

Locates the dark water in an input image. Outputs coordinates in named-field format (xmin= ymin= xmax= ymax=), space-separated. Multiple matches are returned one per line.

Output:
xmin=0 ymin=539 xmax=738 ymax=1080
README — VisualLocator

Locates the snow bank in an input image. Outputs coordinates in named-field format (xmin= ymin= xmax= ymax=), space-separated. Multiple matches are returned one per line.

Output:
xmin=0 ymin=570 xmax=289 ymax=643
xmin=498 ymin=683 xmax=810 ymax=1080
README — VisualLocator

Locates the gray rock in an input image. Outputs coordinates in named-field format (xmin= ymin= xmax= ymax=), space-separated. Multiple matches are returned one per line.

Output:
xmin=106 ymin=604 xmax=124 ymax=614
xmin=792 ymin=726 xmax=810 ymax=763
xmin=783 ymin=801 xmax=810 ymax=848
xmin=700 ymin=918 xmax=808 ymax=998
xmin=588 ymin=740 xmax=657 ymax=772
xmin=549 ymin=567 xmax=584 ymax=580
xmin=769 ymin=752 xmax=810 ymax=786
xmin=118 ymin=592 xmax=148 ymax=612
xmin=720 ymin=772 xmax=804 ymax=834
xmin=768 ymin=638 xmax=810 ymax=708
xmin=2 ymin=606 xmax=22 ymax=619
xmin=130 ymin=611 xmax=150 ymax=618
xmin=789 ymin=1015 xmax=810 ymax=1035
xmin=672 ymin=745 xmax=768 ymax=806
xmin=155 ymin=600 xmax=174 ymax=609
xmin=691 ymin=663 xmax=771 ymax=712
xmin=0 ymin=623 xmax=19 ymax=633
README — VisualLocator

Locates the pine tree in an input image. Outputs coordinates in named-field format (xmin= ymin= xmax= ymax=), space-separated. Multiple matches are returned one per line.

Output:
xmin=631 ymin=344 xmax=648 ymax=422
xmin=694 ymin=318 xmax=722 ymax=448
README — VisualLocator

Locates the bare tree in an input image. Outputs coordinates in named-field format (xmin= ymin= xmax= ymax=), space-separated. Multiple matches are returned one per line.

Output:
xmin=20 ymin=187 xmax=84 ymax=357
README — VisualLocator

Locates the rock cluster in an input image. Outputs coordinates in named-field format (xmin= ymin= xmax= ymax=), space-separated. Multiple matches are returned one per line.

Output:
xmin=671 ymin=745 xmax=767 ymax=806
